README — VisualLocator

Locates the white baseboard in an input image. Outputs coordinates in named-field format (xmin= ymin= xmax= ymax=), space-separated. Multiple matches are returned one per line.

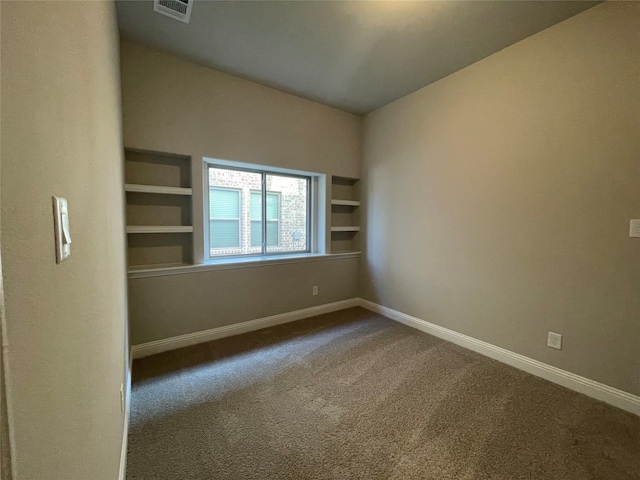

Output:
xmin=358 ymin=298 xmax=640 ymax=417
xmin=129 ymin=296 xmax=639 ymax=417
xmin=131 ymin=298 xmax=360 ymax=359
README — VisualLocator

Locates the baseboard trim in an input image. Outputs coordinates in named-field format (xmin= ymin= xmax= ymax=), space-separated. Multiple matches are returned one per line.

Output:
xmin=131 ymin=298 xmax=360 ymax=359
xmin=129 ymin=297 xmax=639 ymax=416
xmin=357 ymin=298 xmax=640 ymax=417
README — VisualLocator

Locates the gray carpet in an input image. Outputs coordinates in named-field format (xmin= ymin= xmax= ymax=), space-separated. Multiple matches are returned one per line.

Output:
xmin=127 ymin=308 xmax=640 ymax=479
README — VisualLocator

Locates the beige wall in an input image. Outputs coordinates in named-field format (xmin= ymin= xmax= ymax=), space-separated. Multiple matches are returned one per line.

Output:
xmin=130 ymin=257 xmax=358 ymax=344
xmin=0 ymin=2 xmax=11 ymax=469
xmin=120 ymin=40 xmax=362 ymax=179
xmin=1 ymin=2 xmax=128 ymax=479
xmin=361 ymin=2 xmax=640 ymax=396
xmin=0 ymin=80 xmax=10 ymax=480
xmin=120 ymin=40 xmax=362 ymax=345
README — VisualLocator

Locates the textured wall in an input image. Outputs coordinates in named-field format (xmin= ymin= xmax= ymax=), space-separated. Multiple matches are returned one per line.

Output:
xmin=1 ymin=2 xmax=128 ymax=478
xmin=361 ymin=2 xmax=640 ymax=395
xmin=130 ymin=257 xmax=358 ymax=345
xmin=121 ymin=41 xmax=362 ymax=345
xmin=121 ymin=40 xmax=362 ymax=264
xmin=120 ymin=40 xmax=362 ymax=179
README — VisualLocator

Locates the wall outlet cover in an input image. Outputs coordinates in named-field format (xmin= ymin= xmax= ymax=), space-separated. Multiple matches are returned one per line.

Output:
xmin=547 ymin=331 xmax=562 ymax=350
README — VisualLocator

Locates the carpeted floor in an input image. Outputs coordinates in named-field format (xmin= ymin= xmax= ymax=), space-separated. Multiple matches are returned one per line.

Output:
xmin=126 ymin=307 xmax=640 ymax=480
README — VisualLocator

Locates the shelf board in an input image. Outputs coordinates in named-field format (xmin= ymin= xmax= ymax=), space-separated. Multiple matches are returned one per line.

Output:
xmin=126 ymin=226 xmax=194 ymax=234
xmin=331 ymin=226 xmax=360 ymax=232
xmin=331 ymin=176 xmax=359 ymax=185
xmin=331 ymin=199 xmax=360 ymax=207
xmin=128 ymin=262 xmax=191 ymax=273
xmin=125 ymin=184 xmax=192 ymax=195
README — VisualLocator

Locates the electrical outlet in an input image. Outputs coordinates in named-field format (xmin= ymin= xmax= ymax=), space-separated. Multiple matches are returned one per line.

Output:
xmin=120 ymin=384 xmax=125 ymax=413
xmin=547 ymin=332 xmax=562 ymax=350
xmin=312 ymin=286 xmax=318 ymax=296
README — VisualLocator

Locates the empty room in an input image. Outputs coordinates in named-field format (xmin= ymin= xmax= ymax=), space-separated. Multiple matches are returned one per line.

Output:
xmin=1 ymin=0 xmax=639 ymax=479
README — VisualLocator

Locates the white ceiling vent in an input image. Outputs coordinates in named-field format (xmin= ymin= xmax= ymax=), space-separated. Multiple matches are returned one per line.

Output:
xmin=154 ymin=0 xmax=193 ymax=24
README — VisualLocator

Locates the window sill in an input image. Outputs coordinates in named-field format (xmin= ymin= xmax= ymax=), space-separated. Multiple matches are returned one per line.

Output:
xmin=127 ymin=252 xmax=361 ymax=279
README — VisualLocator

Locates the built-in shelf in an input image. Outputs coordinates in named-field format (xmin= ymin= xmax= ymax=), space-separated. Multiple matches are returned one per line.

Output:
xmin=126 ymin=226 xmax=194 ymax=234
xmin=128 ymin=262 xmax=191 ymax=272
xmin=331 ymin=226 xmax=360 ymax=232
xmin=125 ymin=184 xmax=192 ymax=196
xmin=331 ymin=199 xmax=360 ymax=207
xmin=125 ymin=148 xmax=194 ymax=270
xmin=330 ymin=175 xmax=361 ymax=254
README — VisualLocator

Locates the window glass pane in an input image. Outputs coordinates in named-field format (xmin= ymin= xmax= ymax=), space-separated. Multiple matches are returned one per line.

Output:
xmin=250 ymin=192 xmax=279 ymax=247
xmin=249 ymin=192 xmax=261 ymax=221
xmin=250 ymin=192 xmax=277 ymax=219
xmin=266 ymin=193 xmax=279 ymax=220
xmin=252 ymin=221 xmax=278 ymax=247
xmin=250 ymin=192 xmax=264 ymax=246
xmin=209 ymin=167 xmax=261 ymax=257
xmin=210 ymin=219 xmax=239 ymax=248
xmin=210 ymin=188 xmax=239 ymax=219
xmin=265 ymin=174 xmax=308 ymax=253
xmin=266 ymin=220 xmax=278 ymax=246
xmin=209 ymin=167 xmax=309 ymax=257
xmin=250 ymin=220 xmax=262 ymax=247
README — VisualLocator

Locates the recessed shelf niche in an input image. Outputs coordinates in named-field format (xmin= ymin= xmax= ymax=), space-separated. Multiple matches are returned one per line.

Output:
xmin=330 ymin=176 xmax=360 ymax=254
xmin=124 ymin=148 xmax=193 ymax=270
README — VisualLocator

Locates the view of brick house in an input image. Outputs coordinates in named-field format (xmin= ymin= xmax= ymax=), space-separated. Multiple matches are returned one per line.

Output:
xmin=209 ymin=167 xmax=308 ymax=257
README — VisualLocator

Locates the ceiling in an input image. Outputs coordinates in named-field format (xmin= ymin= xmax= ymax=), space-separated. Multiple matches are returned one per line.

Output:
xmin=116 ymin=1 xmax=599 ymax=115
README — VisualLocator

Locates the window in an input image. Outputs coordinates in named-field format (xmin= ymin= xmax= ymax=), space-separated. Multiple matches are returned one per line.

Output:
xmin=250 ymin=191 xmax=279 ymax=247
xmin=209 ymin=188 xmax=241 ymax=249
xmin=208 ymin=165 xmax=310 ymax=258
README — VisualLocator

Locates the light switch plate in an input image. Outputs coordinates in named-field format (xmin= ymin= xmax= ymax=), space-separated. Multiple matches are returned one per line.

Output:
xmin=630 ymin=219 xmax=640 ymax=238
xmin=52 ymin=196 xmax=72 ymax=263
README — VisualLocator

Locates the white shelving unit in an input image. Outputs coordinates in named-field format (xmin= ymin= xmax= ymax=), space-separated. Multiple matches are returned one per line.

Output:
xmin=331 ymin=199 xmax=360 ymax=207
xmin=124 ymin=148 xmax=194 ymax=270
xmin=330 ymin=226 xmax=360 ymax=232
xmin=125 ymin=184 xmax=193 ymax=196
xmin=330 ymin=176 xmax=361 ymax=254
xmin=126 ymin=226 xmax=194 ymax=234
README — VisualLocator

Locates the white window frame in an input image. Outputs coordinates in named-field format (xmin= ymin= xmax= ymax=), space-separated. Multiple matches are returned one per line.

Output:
xmin=204 ymin=159 xmax=318 ymax=261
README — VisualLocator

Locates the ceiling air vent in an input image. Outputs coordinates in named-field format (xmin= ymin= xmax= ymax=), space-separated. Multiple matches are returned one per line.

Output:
xmin=154 ymin=0 xmax=193 ymax=24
